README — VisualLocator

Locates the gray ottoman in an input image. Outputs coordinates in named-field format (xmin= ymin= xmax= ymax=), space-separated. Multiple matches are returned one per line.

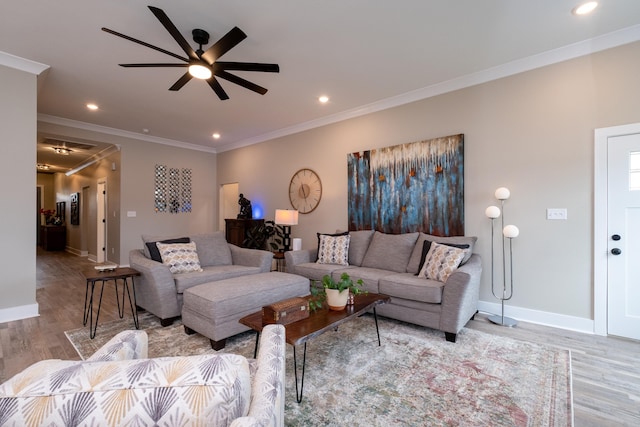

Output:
xmin=182 ymin=271 xmax=310 ymax=349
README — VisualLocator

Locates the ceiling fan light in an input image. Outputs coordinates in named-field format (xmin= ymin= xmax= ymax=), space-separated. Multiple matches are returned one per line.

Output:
xmin=189 ymin=64 xmax=212 ymax=80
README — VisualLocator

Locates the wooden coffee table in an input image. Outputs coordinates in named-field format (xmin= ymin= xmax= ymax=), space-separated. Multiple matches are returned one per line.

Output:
xmin=239 ymin=292 xmax=390 ymax=402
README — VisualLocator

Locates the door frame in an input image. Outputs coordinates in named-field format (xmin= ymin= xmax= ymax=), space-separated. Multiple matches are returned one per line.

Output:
xmin=97 ymin=178 xmax=107 ymax=263
xmin=594 ymin=122 xmax=640 ymax=336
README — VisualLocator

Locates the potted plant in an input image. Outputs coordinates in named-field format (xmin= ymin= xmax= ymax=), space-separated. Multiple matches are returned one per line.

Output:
xmin=243 ymin=220 xmax=284 ymax=251
xmin=321 ymin=272 xmax=365 ymax=311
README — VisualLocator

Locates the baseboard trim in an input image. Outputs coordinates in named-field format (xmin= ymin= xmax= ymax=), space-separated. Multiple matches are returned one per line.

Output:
xmin=477 ymin=300 xmax=595 ymax=335
xmin=66 ymin=247 xmax=88 ymax=257
xmin=0 ymin=303 xmax=39 ymax=323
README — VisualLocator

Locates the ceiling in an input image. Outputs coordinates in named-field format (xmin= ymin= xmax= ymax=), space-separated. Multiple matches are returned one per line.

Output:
xmin=1 ymin=1 xmax=640 ymax=172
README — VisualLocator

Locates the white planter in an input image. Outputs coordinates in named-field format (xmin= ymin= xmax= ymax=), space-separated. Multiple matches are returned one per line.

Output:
xmin=326 ymin=288 xmax=349 ymax=311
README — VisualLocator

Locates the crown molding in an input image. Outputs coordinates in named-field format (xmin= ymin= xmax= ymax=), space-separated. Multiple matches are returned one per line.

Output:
xmin=37 ymin=114 xmax=218 ymax=154
xmin=0 ymin=51 xmax=49 ymax=75
xmin=218 ymin=23 xmax=640 ymax=153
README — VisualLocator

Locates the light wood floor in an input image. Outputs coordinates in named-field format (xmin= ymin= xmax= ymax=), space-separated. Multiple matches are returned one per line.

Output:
xmin=1 ymin=249 xmax=639 ymax=426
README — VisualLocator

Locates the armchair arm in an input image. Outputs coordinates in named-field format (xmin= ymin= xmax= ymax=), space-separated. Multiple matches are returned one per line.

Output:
xmin=129 ymin=249 xmax=181 ymax=319
xmin=439 ymin=254 xmax=482 ymax=335
xmin=86 ymin=330 xmax=148 ymax=361
xmin=231 ymin=324 xmax=286 ymax=427
xmin=229 ymin=244 xmax=273 ymax=272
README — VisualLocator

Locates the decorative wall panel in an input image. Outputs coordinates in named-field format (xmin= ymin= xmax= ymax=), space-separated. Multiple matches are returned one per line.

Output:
xmin=154 ymin=164 xmax=192 ymax=213
xmin=347 ymin=134 xmax=464 ymax=235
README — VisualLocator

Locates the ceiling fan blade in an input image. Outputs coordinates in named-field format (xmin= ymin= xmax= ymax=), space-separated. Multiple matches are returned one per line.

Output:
xmin=207 ymin=77 xmax=230 ymax=100
xmin=102 ymin=27 xmax=189 ymax=62
xmin=215 ymin=69 xmax=268 ymax=95
xmin=148 ymin=6 xmax=199 ymax=61
xmin=201 ymin=27 xmax=247 ymax=64
xmin=215 ymin=62 xmax=280 ymax=73
xmin=169 ymin=72 xmax=193 ymax=91
xmin=119 ymin=63 xmax=189 ymax=68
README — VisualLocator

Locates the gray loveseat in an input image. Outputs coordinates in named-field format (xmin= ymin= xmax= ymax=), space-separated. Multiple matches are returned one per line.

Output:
xmin=129 ymin=231 xmax=273 ymax=326
xmin=285 ymin=230 xmax=481 ymax=342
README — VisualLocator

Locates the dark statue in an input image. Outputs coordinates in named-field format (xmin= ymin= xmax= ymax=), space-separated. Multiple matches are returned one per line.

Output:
xmin=237 ymin=193 xmax=253 ymax=219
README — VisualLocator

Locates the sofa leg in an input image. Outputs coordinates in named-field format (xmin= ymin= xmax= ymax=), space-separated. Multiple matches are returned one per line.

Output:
xmin=160 ymin=318 xmax=174 ymax=327
xmin=471 ymin=310 xmax=479 ymax=320
xmin=445 ymin=332 xmax=457 ymax=343
xmin=184 ymin=326 xmax=196 ymax=335
xmin=210 ymin=339 xmax=226 ymax=351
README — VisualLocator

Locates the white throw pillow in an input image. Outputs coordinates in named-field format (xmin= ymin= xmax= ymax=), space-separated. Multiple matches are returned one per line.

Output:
xmin=419 ymin=241 xmax=467 ymax=282
xmin=316 ymin=234 xmax=350 ymax=265
xmin=156 ymin=241 xmax=203 ymax=274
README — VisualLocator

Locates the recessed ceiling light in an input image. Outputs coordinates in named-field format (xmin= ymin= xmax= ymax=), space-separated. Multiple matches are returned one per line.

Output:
xmin=212 ymin=133 xmax=221 ymax=139
xmin=86 ymin=103 xmax=99 ymax=110
xmin=318 ymin=95 xmax=329 ymax=103
xmin=572 ymin=1 xmax=598 ymax=15
xmin=53 ymin=147 xmax=72 ymax=155
xmin=36 ymin=164 xmax=50 ymax=170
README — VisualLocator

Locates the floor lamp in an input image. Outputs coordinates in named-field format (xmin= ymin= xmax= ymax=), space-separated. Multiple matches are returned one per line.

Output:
xmin=486 ymin=187 xmax=519 ymax=327
xmin=275 ymin=209 xmax=299 ymax=252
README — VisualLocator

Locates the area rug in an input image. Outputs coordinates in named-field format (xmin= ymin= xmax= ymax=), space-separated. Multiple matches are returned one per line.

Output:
xmin=66 ymin=312 xmax=573 ymax=426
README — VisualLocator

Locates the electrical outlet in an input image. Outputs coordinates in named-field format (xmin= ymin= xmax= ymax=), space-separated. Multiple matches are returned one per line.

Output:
xmin=547 ymin=208 xmax=567 ymax=220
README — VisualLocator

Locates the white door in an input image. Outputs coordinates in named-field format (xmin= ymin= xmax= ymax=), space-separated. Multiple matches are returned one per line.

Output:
xmin=97 ymin=180 xmax=107 ymax=263
xmin=607 ymin=132 xmax=640 ymax=340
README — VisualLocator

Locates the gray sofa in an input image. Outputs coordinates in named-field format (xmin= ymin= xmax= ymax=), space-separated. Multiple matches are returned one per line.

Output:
xmin=129 ymin=231 xmax=273 ymax=326
xmin=285 ymin=230 xmax=481 ymax=342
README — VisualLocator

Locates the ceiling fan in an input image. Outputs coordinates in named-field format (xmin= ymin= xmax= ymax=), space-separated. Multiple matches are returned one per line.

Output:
xmin=102 ymin=6 xmax=279 ymax=100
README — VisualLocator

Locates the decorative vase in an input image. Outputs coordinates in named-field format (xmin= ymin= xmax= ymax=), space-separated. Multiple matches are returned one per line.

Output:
xmin=326 ymin=288 xmax=349 ymax=311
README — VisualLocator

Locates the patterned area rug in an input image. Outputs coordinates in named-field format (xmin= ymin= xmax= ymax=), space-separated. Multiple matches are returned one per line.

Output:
xmin=66 ymin=312 xmax=573 ymax=426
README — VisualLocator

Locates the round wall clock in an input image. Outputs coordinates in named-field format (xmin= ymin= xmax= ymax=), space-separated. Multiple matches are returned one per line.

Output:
xmin=289 ymin=168 xmax=322 ymax=214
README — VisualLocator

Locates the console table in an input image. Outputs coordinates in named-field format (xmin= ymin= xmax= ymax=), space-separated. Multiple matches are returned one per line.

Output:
xmin=225 ymin=218 xmax=264 ymax=247
xmin=40 ymin=225 xmax=66 ymax=251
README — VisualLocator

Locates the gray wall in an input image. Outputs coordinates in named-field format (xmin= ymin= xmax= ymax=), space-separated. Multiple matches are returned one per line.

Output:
xmin=217 ymin=41 xmax=640 ymax=326
xmin=37 ymin=121 xmax=218 ymax=265
xmin=0 ymin=65 xmax=37 ymax=318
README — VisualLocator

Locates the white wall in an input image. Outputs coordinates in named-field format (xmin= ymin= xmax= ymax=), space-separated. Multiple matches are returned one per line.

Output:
xmin=217 ymin=41 xmax=640 ymax=327
xmin=0 ymin=65 xmax=38 ymax=320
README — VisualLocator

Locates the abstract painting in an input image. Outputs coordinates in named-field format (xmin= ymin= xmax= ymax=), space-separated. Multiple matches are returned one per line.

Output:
xmin=347 ymin=134 xmax=464 ymax=236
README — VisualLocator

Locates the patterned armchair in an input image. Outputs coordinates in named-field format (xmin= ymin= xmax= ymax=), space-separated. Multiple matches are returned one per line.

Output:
xmin=0 ymin=325 xmax=285 ymax=427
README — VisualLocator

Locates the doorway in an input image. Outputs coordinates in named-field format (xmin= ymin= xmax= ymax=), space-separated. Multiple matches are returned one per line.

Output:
xmin=97 ymin=179 xmax=107 ymax=263
xmin=219 ymin=183 xmax=239 ymax=230
xmin=594 ymin=122 xmax=640 ymax=340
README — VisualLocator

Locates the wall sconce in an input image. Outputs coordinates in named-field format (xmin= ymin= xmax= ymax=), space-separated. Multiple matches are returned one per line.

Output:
xmin=485 ymin=187 xmax=519 ymax=327
xmin=275 ymin=209 xmax=299 ymax=251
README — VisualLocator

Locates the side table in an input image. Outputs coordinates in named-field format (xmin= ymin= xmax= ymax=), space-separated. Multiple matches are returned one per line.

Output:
xmin=272 ymin=251 xmax=285 ymax=272
xmin=81 ymin=267 xmax=141 ymax=339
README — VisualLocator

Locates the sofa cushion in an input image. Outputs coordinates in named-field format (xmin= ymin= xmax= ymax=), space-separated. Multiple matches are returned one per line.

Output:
xmin=379 ymin=273 xmax=444 ymax=304
xmin=145 ymin=237 xmax=190 ymax=262
xmin=191 ymin=232 xmax=233 ymax=267
xmin=348 ymin=230 xmax=375 ymax=266
xmin=419 ymin=241 xmax=467 ymax=282
xmin=174 ymin=265 xmax=262 ymax=294
xmin=330 ymin=266 xmax=395 ymax=294
xmin=0 ymin=354 xmax=252 ymax=426
xmin=290 ymin=262 xmax=355 ymax=282
xmin=415 ymin=240 xmax=470 ymax=275
xmin=407 ymin=233 xmax=477 ymax=274
xmin=157 ymin=241 xmax=203 ymax=274
xmin=141 ymin=234 xmax=189 ymax=259
xmin=317 ymin=233 xmax=350 ymax=265
xmin=361 ymin=231 xmax=419 ymax=273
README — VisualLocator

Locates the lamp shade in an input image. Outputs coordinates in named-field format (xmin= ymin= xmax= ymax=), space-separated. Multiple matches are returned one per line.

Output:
xmin=495 ymin=187 xmax=511 ymax=200
xmin=275 ymin=209 xmax=299 ymax=225
xmin=503 ymin=224 xmax=520 ymax=238
xmin=485 ymin=206 xmax=501 ymax=219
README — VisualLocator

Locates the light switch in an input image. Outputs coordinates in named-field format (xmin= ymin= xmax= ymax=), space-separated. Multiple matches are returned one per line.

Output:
xmin=127 ymin=211 xmax=137 ymax=217
xmin=546 ymin=208 xmax=567 ymax=220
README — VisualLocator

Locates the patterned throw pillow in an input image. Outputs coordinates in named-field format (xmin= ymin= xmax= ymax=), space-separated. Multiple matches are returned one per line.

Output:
xmin=316 ymin=234 xmax=350 ymax=265
xmin=156 ymin=241 xmax=203 ymax=274
xmin=419 ymin=241 xmax=467 ymax=282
